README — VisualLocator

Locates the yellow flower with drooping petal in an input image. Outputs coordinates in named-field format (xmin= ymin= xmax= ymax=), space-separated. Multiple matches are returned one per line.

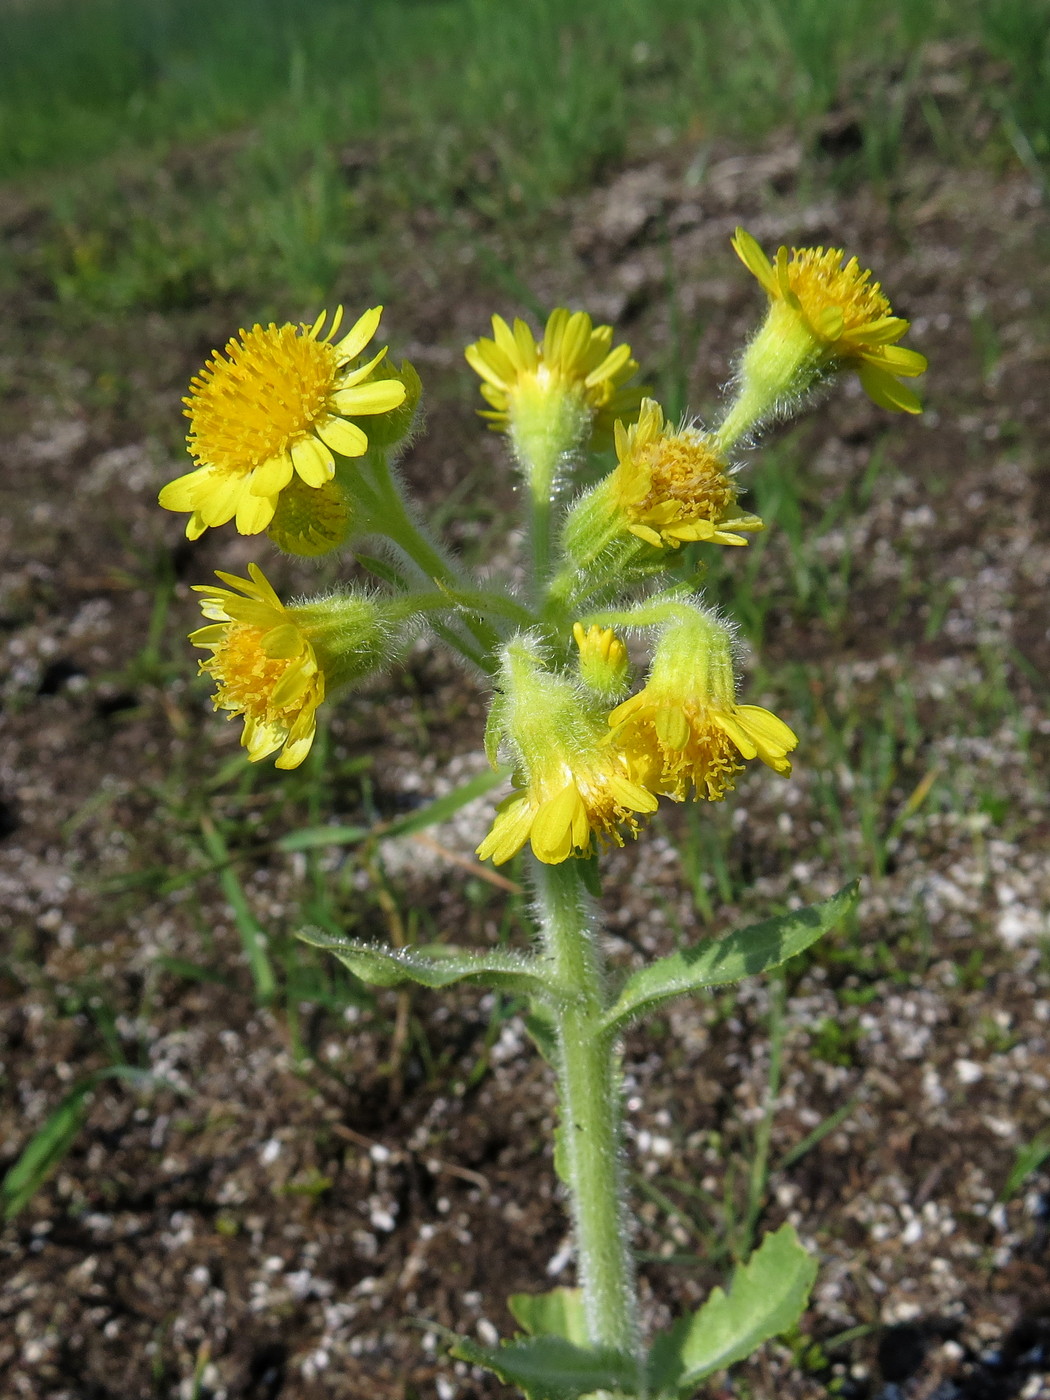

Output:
xmin=477 ymin=748 xmax=658 ymax=866
xmin=607 ymin=603 xmax=797 ymax=802
xmin=160 ymin=307 xmax=407 ymax=540
xmin=727 ymin=227 xmax=927 ymax=426
xmin=190 ymin=564 xmax=391 ymax=769
xmin=475 ymin=635 xmax=657 ymax=866
xmin=190 ymin=564 xmax=326 ymax=769
xmin=465 ymin=308 xmax=642 ymax=445
xmin=610 ymin=689 xmax=797 ymax=801
xmin=610 ymin=398 xmax=764 ymax=549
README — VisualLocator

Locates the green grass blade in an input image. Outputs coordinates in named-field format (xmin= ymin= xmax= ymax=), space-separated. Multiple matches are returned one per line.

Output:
xmin=1001 ymin=1135 xmax=1050 ymax=1202
xmin=200 ymin=816 xmax=276 ymax=1003
xmin=277 ymin=765 xmax=509 ymax=852
xmin=1 ymin=1067 xmax=177 ymax=1221
xmin=777 ymin=1094 xmax=862 ymax=1172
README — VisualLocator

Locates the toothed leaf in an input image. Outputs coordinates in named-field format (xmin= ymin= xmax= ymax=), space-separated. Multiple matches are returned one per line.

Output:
xmin=646 ymin=1223 xmax=817 ymax=1394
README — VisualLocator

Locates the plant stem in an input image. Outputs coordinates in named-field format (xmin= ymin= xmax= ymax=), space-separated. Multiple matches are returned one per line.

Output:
xmin=508 ymin=380 xmax=590 ymax=606
xmin=364 ymin=450 xmax=503 ymax=659
xmin=530 ymin=490 xmax=554 ymax=604
xmin=368 ymin=452 xmax=457 ymax=585
xmin=529 ymin=857 xmax=641 ymax=1361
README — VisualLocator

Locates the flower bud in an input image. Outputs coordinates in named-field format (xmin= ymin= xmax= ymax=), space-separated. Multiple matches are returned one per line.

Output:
xmin=266 ymin=476 xmax=353 ymax=557
xmin=573 ymin=622 xmax=631 ymax=701
xmin=347 ymin=357 xmax=422 ymax=449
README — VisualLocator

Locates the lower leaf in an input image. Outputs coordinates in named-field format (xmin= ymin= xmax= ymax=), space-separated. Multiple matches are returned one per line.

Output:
xmin=646 ymin=1222 xmax=818 ymax=1395
xmin=508 ymin=1288 xmax=588 ymax=1346
xmin=299 ymin=929 xmax=553 ymax=1001
xmin=450 ymin=1334 xmax=638 ymax=1400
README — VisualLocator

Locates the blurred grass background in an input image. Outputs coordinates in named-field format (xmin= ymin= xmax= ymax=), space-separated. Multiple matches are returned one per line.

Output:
xmin=3 ymin=0 xmax=1047 ymax=312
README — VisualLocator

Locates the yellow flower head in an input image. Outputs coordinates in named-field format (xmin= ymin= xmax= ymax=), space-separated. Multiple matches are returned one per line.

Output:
xmin=190 ymin=564 xmax=325 ymax=769
xmin=610 ymin=398 xmax=764 ymax=548
xmin=608 ymin=604 xmax=797 ymax=802
xmin=731 ymin=227 xmax=927 ymax=415
xmin=477 ymin=748 xmax=659 ymax=867
xmin=465 ymin=308 xmax=642 ymax=444
xmin=159 ymin=307 xmax=407 ymax=540
xmin=476 ymin=637 xmax=657 ymax=866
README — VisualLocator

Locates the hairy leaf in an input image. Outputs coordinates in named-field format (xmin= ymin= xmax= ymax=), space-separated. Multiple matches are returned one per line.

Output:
xmin=601 ymin=883 xmax=858 ymax=1035
xmin=451 ymin=1334 xmax=638 ymax=1400
xmin=298 ymin=931 xmax=554 ymax=1000
xmin=523 ymin=1004 xmax=558 ymax=1064
xmin=646 ymin=1223 xmax=818 ymax=1395
xmin=508 ymin=1288 xmax=588 ymax=1346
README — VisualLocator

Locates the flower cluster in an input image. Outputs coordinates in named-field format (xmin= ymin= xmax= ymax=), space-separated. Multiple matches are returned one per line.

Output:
xmin=158 ymin=228 xmax=921 ymax=853
xmin=479 ymin=609 xmax=796 ymax=865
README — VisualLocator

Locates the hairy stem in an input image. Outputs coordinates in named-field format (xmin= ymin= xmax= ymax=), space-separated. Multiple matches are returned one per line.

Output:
xmin=530 ymin=857 xmax=641 ymax=1361
xmin=365 ymin=450 xmax=503 ymax=660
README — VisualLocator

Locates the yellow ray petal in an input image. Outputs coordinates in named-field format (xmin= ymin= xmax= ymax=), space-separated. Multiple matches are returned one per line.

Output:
xmin=315 ymin=416 xmax=369 ymax=458
xmin=291 ymin=434 xmax=336 ymax=486
xmin=333 ymin=305 xmax=382 ymax=363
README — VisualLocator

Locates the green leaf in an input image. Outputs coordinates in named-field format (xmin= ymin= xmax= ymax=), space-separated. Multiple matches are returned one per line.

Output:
xmin=1 ymin=1067 xmax=178 ymax=1221
xmin=277 ymin=765 xmax=509 ymax=852
xmin=298 ymin=930 xmax=554 ymax=1001
xmin=523 ymin=1004 xmax=558 ymax=1064
xmin=601 ymin=883 xmax=858 ymax=1035
xmin=646 ymin=1223 xmax=818 ymax=1395
xmin=512 ymin=1288 xmax=593 ymax=1344
xmin=508 ymin=1288 xmax=588 ymax=1346
xmin=450 ymin=1334 xmax=638 ymax=1400
xmin=200 ymin=816 xmax=275 ymax=1003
